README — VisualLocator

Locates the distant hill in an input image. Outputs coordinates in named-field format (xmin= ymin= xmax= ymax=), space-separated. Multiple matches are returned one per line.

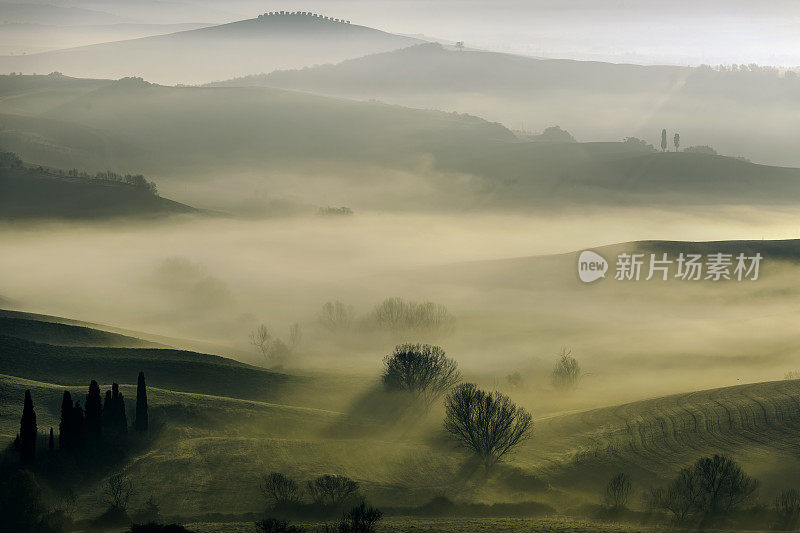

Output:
xmin=212 ymin=43 xmax=800 ymax=167
xmin=0 ymin=149 xmax=197 ymax=219
xmin=0 ymin=13 xmax=423 ymax=85
xmin=2 ymin=74 xmax=800 ymax=212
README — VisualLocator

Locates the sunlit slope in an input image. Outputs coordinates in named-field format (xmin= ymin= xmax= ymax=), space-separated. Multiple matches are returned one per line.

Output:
xmin=3 ymin=370 xmax=800 ymax=513
xmin=522 ymin=379 xmax=800 ymax=498
xmin=0 ymin=315 xmax=163 ymax=348
xmin=0 ymin=335 xmax=295 ymax=403
xmin=0 ymin=15 xmax=422 ymax=85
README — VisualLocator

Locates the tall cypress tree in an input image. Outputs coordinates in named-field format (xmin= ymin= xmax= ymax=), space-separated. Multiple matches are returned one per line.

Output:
xmin=48 ymin=427 xmax=54 ymax=452
xmin=19 ymin=390 xmax=37 ymax=464
xmin=59 ymin=390 xmax=73 ymax=451
xmin=102 ymin=389 xmax=113 ymax=430
xmin=85 ymin=380 xmax=103 ymax=441
xmin=72 ymin=401 xmax=85 ymax=450
xmin=135 ymin=372 xmax=148 ymax=432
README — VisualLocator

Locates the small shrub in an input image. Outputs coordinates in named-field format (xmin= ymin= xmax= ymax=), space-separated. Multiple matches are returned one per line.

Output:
xmin=255 ymin=517 xmax=304 ymax=533
xmin=337 ymin=501 xmax=382 ymax=533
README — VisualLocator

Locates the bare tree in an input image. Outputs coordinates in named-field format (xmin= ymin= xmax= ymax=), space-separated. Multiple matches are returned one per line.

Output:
xmin=288 ymin=323 xmax=302 ymax=349
xmin=383 ymin=344 xmax=461 ymax=409
xmin=443 ymin=383 xmax=533 ymax=469
xmin=250 ymin=324 xmax=272 ymax=359
xmin=652 ymin=454 xmax=758 ymax=526
xmin=103 ymin=473 xmax=133 ymax=511
xmin=319 ymin=301 xmax=354 ymax=331
xmin=306 ymin=475 xmax=359 ymax=507
xmin=260 ymin=472 xmax=299 ymax=507
xmin=551 ymin=348 xmax=581 ymax=390
xmin=604 ymin=472 xmax=632 ymax=510
xmin=371 ymin=297 xmax=454 ymax=333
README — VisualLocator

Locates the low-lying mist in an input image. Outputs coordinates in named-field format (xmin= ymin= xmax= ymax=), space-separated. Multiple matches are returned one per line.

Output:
xmin=2 ymin=206 xmax=799 ymax=414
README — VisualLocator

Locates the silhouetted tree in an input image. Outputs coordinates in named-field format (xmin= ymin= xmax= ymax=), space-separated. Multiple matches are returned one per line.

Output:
xmin=306 ymin=475 xmax=359 ymax=507
xmin=661 ymin=129 xmax=667 ymax=152
xmin=551 ymin=348 xmax=581 ymax=390
xmin=673 ymin=133 xmax=680 ymax=152
xmin=382 ymin=344 xmax=461 ymax=409
xmin=85 ymin=380 xmax=103 ymax=441
xmin=59 ymin=391 xmax=74 ymax=451
xmin=260 ymin=473 xmax=299 ymax=507
xmin=604 ymin=472 xmax=632 ymax=510
xmin=443 ymin=383 xmax=532 ymax=469
xmin=319 ymin=301 xmax=354 ymax=331
xmin=104 ymin=473 xmax=134 ymax=511
xmin=19 ymin=390 xmax=37 ymax=464
xmin=104 ymin=383 xmax=128 ymax=434
xmin=135 ymin=372 xmax=148 ymax=432
xmin=652 ymin=454 xmax=758 ymax=526
xmin=72 ymin=400 xmax=85 ymax=450
xmin=0 ymin=470 xmax=44 ymax=531
xmin=48 ymin=427 xmax=54 ymax=452
xmin=338 ymin=501 xmax=382 ymax=532
xmin=455 ymin=41 xmax=464 ymax=51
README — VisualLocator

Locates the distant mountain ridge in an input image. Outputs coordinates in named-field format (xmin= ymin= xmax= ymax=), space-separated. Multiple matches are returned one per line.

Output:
xmin=0 ymin=13 xmax=423 ymax=85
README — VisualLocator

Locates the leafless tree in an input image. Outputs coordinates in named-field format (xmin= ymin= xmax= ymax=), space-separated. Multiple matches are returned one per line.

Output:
xmin=652 ymin=454 xmax=758 ymax=526
xmin=306 ymin=474 xmax=359 ymax=507
xmin=443 ymin=383 xmax=533 ymax=469
xmin=604 ymin=472 xmax=632 ymax=510
xmin=319 ymin=301 xmax=354 ymax=331
xmin=288 ymin=323 xmax=302 ymax=349
xmin=103 ymin=473 xmax=133 ymax=511
xmin=551 ymin=348 xmax=581 ymax=390
xmin=371 ymin=297 xmax=454 ymax=333
xmin=250 ymin=324 xmax=272 ymax=359
xmin=383 ymin=344 xmax=460 ymax=409
xmin=260 ymin=472 xmax=299 ymax=507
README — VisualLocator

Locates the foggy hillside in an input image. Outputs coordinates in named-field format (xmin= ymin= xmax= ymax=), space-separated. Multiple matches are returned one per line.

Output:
xmin=215 ymin=43 xmax=800 ymax=166
xmin=2 ymin=74 xmax=800 ymax=213
xmin=0 ymin=150 xmax=197 ymax=219
xmin=0 ymin=13 xmax=422 ymax=85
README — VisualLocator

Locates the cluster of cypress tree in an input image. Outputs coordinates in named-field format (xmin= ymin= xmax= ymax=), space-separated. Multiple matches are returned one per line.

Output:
xmin=15 ymin=372 xmax=149 ymax=464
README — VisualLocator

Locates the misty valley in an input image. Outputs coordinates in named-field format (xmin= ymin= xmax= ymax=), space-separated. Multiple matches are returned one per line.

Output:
xmin=2 ymin=2 xmax=800 ymax=533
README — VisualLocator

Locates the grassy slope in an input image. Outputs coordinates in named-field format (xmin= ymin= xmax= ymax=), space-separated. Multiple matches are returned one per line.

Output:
xmin=0 ymin=164 xmax=197 ymax=219
xmin=0 ymin=315 xmax=163 ymax=348
xmin=4 ymin=369 xmax=799 ymax=516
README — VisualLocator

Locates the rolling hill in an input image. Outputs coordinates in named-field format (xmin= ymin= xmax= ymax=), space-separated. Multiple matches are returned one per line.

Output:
xmin=3 ymin=74 xmax=800 ymax=212
xmin=212 ymin=42 xmax=800 ymax=167
xmin=0 ymin=150 xmax=198 ymax=219
xmin=0 ymin=13 xmax=422 ymax=85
